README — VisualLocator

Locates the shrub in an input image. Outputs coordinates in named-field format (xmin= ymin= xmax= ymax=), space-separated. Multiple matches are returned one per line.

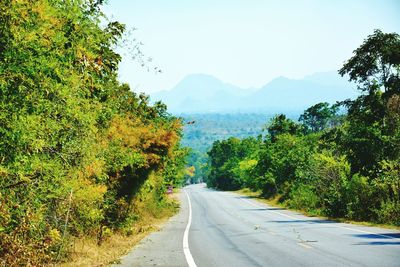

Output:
xmin=345 ymin=174 xmax=375 ymax=221
xmin=286 ymin=184 xmax=320 ymax=214
xmin=303 ymin=151 xmax=350 ymax=217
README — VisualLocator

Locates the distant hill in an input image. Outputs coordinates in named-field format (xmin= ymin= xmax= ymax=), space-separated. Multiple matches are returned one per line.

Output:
xmin=151 ymin=71 xmax=359 ymax=114
xmin=152 ymin=74 xmax=252 ymax=113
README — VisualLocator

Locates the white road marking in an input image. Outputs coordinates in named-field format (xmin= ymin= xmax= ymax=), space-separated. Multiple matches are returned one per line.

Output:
xmin=183 ymin=190 xmax=197 ymax=267
xmin=236 ymin=193 xmax=400 ymax=242
xmin=297 ymin=242 xmax=312 ymax=249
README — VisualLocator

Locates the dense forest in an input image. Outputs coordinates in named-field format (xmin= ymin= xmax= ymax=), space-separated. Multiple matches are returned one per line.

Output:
xmin=182 ymin=113 xmax=272 ymax=183
xmin=207 ymin=30 xmax=400 ymax=226
xmin=182 ymin=112 xmax=304 ymax=183
xmin=0 ymin=0 xmax=187 ymax=265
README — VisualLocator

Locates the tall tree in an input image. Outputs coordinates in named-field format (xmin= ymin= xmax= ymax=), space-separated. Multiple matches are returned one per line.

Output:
xmin=299 ymin=102 xmax=339 ymax=132
xmin=339 ymin=29 xmax=400 ymax=95
xmin=338 ymin=29 xmax=400 ymax=174
xmin=266 ymin=114 xmax=303 ymax=142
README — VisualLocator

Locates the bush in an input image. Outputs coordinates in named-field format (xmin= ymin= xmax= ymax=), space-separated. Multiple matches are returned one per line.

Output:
xmin=301 ymin=151 xmax=350 ymax=217
xmin=375 ymin=200 xmax=400 ymax=225
xmin=372 ymin=160 xmax=400 ymax=225
xmin=345 ymin=174 xmax=375 ymax=221
xmin=286 ymin=184 xmax=320 ymax=214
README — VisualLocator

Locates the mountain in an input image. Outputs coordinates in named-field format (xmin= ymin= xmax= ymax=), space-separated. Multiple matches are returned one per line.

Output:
xmin=150 ymin=71 xmax=359 ymax=114
xmin=245 ymin=73 xmax=358 ymax=112
xmin=151 ymin=74 xmax=252 ymax=113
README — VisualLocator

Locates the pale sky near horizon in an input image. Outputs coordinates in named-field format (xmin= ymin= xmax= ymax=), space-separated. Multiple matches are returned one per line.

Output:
xmin=102 ymin=0 xmax=400 ymax=94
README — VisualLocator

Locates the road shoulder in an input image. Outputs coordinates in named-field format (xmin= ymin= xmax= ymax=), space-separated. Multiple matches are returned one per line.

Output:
xmin=114 ymin=190 xmax=188 ymax=267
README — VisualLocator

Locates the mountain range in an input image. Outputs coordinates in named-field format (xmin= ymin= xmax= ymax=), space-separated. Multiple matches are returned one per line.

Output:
xmin=150 ymin=71 xmax=359 ymax=114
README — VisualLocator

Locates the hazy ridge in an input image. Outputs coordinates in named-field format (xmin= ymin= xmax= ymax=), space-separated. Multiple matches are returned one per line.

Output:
xmin=151 ymin=71 xmax=358 ymax=114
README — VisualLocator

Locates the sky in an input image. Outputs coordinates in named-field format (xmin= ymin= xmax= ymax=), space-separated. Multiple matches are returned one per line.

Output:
xmin=102 ymin=0 xmax=400 ymax=94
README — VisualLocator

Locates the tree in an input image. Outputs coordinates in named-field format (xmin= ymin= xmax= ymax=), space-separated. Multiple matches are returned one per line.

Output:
xmin=338 ymin=29 xmax=400 ymax=175
xmin=207 ymin=137 xmax=259 ymax=190
xmin=266 ymin=114 xmax=303 ymax=142
xmin=299 ymin=102 xmax=339 ymax=132
xmin=339 ymin=29 xmax=400 ymax=95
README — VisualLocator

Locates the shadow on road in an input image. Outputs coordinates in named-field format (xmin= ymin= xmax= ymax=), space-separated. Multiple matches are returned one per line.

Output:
xmin=351 ymin=233 xmax=400 ymax=245
xmin=355 ymin=241 xmax=400 ymax=245
xmin=351 ymin=233 xmax=400 ymax=239
xmin=234 ymin=195 xmax=259 ymax=199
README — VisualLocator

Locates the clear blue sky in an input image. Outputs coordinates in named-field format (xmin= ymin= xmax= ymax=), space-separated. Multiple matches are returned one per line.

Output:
xmin=102 ymin=0 xmax=400 ymax=93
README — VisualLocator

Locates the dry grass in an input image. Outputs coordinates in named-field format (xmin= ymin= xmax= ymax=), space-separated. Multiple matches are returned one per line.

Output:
xmin=58 ymin=192 xmax=180 ymax=267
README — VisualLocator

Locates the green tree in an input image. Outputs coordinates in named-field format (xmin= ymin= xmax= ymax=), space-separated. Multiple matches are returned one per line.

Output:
xmin=255 ymin=133 xmax=319 ymax=197
xmin=299 ymin=102 xmax=339 ymax=132
xmin=207 ymin=137 xmax=259 ymax=190
xmin=338 ymin=29 xmax=400 ymax=175
xmin=339 ymin=29 xmax=400 ymax=94
xmin=265 ymin=114 xmax=303 ymax=142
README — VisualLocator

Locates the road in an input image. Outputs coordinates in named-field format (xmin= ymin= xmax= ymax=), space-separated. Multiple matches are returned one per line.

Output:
xmin=117 ymin=184 xmax=400 ymax=267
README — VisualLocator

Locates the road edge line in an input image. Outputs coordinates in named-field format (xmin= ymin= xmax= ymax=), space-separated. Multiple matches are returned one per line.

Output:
xmin=183 ymin=190 xmax=197 ymax=267
xmin=234 ymin=193 xmax=400 ymax=242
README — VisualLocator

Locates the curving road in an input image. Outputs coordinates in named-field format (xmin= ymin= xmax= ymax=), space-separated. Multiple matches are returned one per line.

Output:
xmin=117 ymin=184 xmax=400 ymax=267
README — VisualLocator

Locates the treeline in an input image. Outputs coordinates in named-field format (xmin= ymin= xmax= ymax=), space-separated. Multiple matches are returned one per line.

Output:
xmin=0 ymin=0 xmax=186 ymax=265
xmin=183 ymin=113 xmax=271 ymax=183
xmin=182 ymin=113 xmax=271 ymax=152
xmin=207 ymin=30 xmax=400 ymax=226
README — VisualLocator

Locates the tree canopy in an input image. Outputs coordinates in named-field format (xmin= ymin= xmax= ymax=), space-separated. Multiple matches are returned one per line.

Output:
xmin=299 ymin=102 xmax=339 ymax=132
xmin=0 ymin=1 xmax=186 ymax=265
xmin=339 ymin=29 xmax=400 ymax=94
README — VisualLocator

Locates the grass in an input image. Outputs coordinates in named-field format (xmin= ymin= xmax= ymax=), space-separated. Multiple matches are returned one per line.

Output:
xmin=232 ymin=188 xmax=400 ymax=231
xmin=59 ymin=192 xmax=180 ymax=267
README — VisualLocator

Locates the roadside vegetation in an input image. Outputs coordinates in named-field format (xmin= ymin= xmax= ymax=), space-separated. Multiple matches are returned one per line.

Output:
xmin=206 ymin=30 xmax=400 ymax=226
xmin=183 ymin=114 xmax=270 ymax=184
xmin=0 ymin=0 xmax=187 ymax=265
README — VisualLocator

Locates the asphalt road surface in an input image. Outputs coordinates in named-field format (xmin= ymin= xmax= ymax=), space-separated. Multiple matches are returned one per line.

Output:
xmin=117 ymin=184 xmax=400 ymax=267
